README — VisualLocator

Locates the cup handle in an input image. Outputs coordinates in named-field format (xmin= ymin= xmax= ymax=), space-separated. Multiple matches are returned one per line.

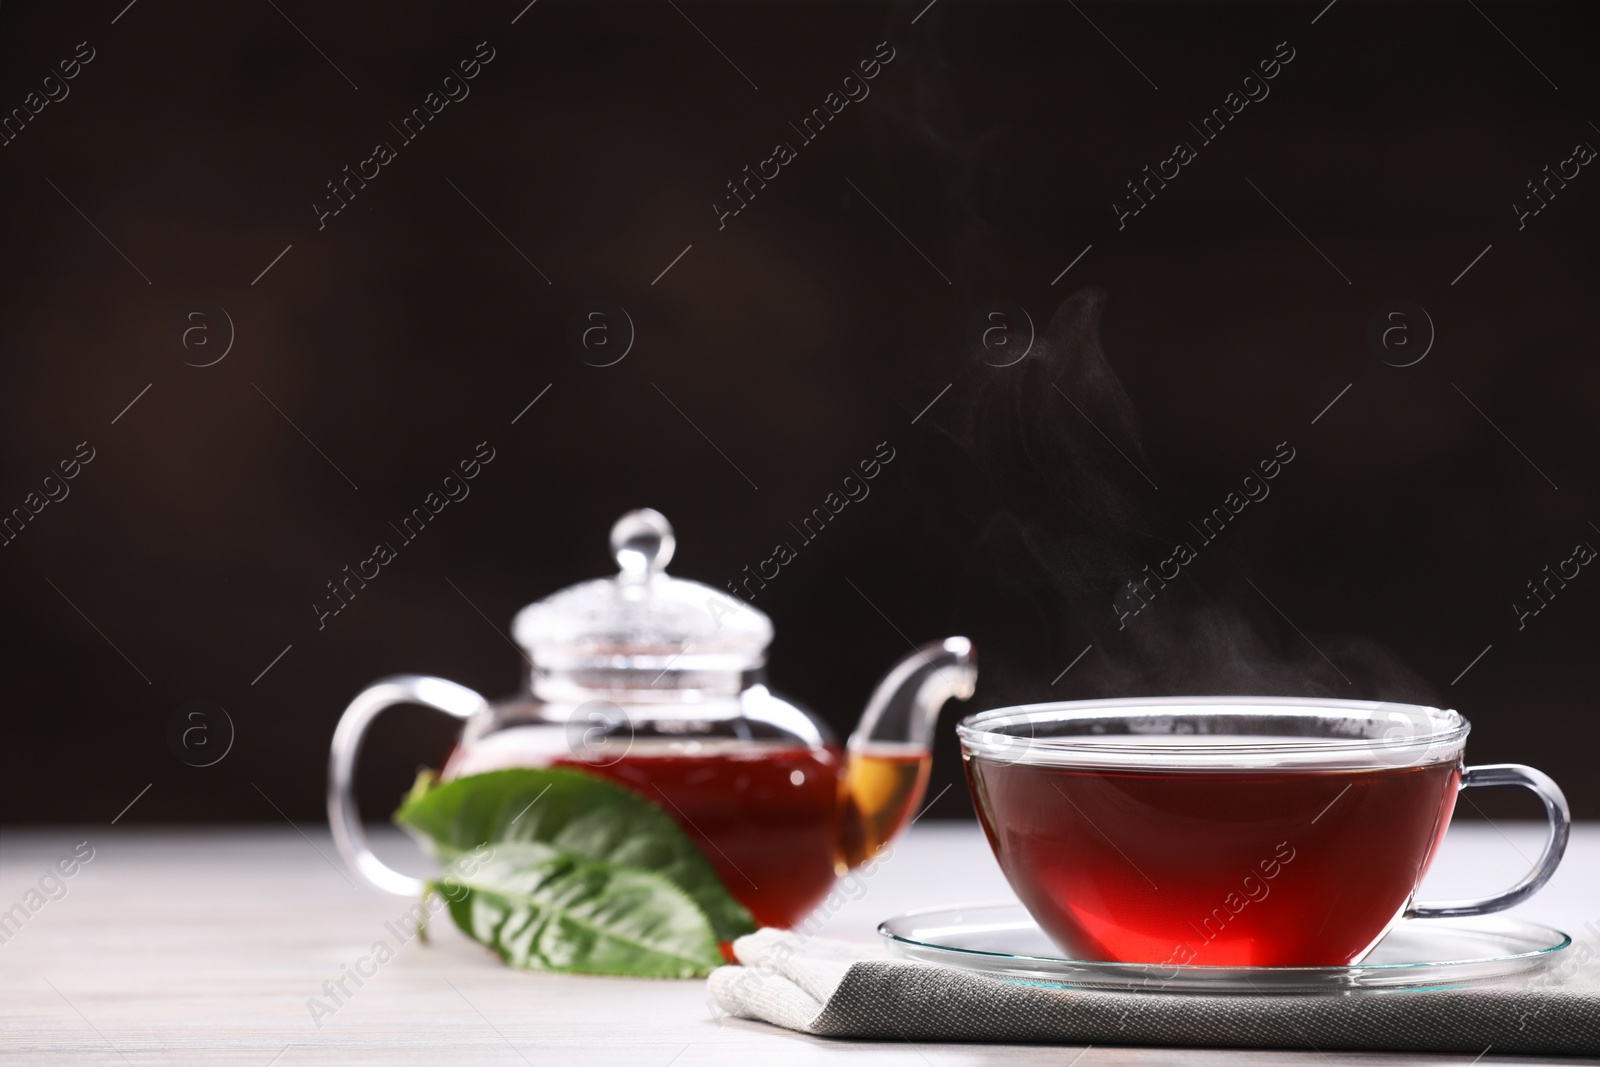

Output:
xmin=327 ymin=674 xmax=490 ymax=896
xmin=1407 ymin=763 xmax=1570 ymax=919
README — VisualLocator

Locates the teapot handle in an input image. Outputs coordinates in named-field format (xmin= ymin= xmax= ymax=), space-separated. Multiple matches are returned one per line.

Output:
xmin=327 ymin=674 xmax=490 ymax=896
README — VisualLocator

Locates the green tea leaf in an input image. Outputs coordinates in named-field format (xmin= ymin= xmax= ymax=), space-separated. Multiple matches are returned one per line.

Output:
xmin=401 ymin=767 xmax=438 ymax=810
xmin=437 ymin=842 xmax=722 ymax=977
xmin=394 ymin=767 xmax=755 ymax=943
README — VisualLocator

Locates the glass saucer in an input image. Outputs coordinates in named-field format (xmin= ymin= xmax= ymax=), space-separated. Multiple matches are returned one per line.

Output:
xmin=878 ymin=903 xmax=1570 ymax=994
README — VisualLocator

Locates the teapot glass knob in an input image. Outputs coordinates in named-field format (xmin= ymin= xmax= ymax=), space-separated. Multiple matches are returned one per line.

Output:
xmin=611 ymin=508 xmax=675 ymax=583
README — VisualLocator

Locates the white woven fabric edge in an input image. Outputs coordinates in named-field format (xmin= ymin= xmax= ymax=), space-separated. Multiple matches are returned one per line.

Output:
xmin=707 ymin=930 xmax=880 ymax=1031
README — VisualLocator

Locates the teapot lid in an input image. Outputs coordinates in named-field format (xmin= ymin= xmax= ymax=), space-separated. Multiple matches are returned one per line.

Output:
xmin=511 ymin=509 xmax=773 ymax=673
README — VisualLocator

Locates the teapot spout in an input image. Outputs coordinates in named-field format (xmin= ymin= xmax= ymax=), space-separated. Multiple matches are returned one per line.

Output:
xmin=837 ymin=638 xmax=976 ymax=869
xmin=849 ymin=637 xmax=977 ymax=753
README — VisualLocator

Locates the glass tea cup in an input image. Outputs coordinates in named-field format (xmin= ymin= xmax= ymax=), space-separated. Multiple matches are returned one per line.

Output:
xmin=958 ymin=697 xmax=1569 ymax=967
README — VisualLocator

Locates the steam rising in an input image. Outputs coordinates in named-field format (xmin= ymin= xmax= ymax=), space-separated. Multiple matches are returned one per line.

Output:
xmin=935 ymin=288 xmax=1437 ymax=711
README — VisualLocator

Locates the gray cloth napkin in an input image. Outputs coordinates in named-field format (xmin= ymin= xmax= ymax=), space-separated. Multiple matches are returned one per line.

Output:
xmin=708 ymin=928 xmax=1600 ymax=1055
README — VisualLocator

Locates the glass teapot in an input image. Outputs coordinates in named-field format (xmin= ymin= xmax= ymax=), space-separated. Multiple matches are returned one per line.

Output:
xmin=328 ymin=508 xmax=977 ymax=928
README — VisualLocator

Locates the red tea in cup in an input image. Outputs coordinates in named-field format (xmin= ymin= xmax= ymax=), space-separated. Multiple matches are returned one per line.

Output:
xmin=958 ymin=699 xmax=1569 ymax=967
xmin=967 ymin=754 xmax=1458 ymax=966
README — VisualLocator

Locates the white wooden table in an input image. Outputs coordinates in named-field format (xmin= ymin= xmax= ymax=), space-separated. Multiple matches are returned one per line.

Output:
xmin=1 ymin=821 xmax=1594 ymax=1066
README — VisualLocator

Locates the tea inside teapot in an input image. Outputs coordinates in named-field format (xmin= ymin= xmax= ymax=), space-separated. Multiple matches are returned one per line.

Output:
xmin=444 ymin=722 xmax=928 ymax=927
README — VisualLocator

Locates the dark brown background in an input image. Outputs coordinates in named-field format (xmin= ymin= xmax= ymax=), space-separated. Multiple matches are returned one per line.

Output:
xmin=1 ymin=0 xmax=1595 ymax=826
